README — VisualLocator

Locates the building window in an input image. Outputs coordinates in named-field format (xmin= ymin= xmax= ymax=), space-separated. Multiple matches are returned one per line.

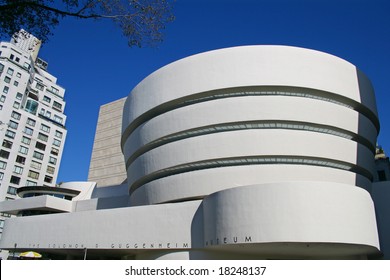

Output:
xmin=25 ymin=99 xmax=38 ymax=114
xmin=26 ymin=180 xmax=37 ymax=187
xmin=53 ymin=101 xmax=62 ymax=111
xmin=0 ymin=95 xmax=5 ymax=102
xmin=26 ymin=118 xmax=36 ymax=127
xmin=13 ymin=81 xmax=18 ymax=86
xmin=49 ymin=156 xmax=57 ymax=165
xmin=7 ymin=186 xmax=17 ymax=195
xmin=7 ymin=68 xmax=14 ymax=75
xmin=4 ymin=76 xmax=10 ymax=83
xmin=0 ymin=161 xmax=7 ymax=169
xmin=38 ymin=133 xmax=48 ymax=142
xmin=46 ymin=166 xmax=55 ymax=174
xmin=16 ymin=155 xmax=26 ymax=165
xmin=16 ymin=72 xmax=21 ymax=78
xmin=36 ymin=83 xmax=44 ymax=91
xmin=3 ymin=86 xmax=9 ymax=94
xmin=16 ymin=92 xmax=23 ymax=100
xmin=28 ymin=170 xmax=39 ymax=180
xmin=23 ymin=127 xmax=33 ymax=135
xmin=55 ymin=130 xmax=63 ymax=139
xmin=10 ymin=175 xmax=21 ymax=185
xmin=8 ymin=120 xmax=18 ymax=129
xmin=44 ymin=176 xmax=53 ymax=184
xmin=43 ymin=95 xmax=51 ymax=103
xmin=33 ymin=151 xmax=44 ymax=160
xmin=30 ymin=161 xmax=41 ymax=170
xmin=40 ymin=124 xmax=50 ymax=133
xmin=0 ymin=150 xmax=10 ymax=159
xmin=0 ymin=172 xmax=3 ymax=180
xmin=35 ymin=141 xmax=46 ymax=151
xmin=54 ymin=115 xmax=63 ymax=124
xmin=51 ymin=147 xmax=59 ymax=156
xmin=13 ymin=101 xmax=20 ymax=109
xmin=53 ymin=139 xmax=61 ymax=147
xmin=2 ymin=140 xmax=13 ymax=149
xmin=13 ymin=166 xmax=23 ymax=174
xmin=21 ymin=136 xmax=31 ymax=145
xmin=5 ymin=130 xmax=16 ymax=139
xmin=19 ymin=145 xmax=29 ymax=155
xmin=50 ymin=87 xmax=59 ymax=94
xmin=45 ymin=111 xmax=51 ymax=118
xmin=11 ymin=111 xmax=20 ymax=120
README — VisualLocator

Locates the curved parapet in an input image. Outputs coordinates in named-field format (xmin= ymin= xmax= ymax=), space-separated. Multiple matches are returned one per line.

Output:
xmin=202 ymin=182 xmax=380 ymax=259
xmin=122 ymin=45 xmax=379 ymax=205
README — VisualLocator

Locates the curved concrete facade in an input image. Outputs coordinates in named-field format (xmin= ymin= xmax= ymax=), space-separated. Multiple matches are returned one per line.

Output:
xmin=122 ymin=45 xmax=379 ymax=205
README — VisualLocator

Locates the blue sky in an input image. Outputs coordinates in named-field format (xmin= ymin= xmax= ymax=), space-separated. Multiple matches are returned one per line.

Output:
xmin=29 ymin=0 xmax=390 ymax=183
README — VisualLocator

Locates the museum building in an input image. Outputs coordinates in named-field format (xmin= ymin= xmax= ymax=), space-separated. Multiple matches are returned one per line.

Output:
xmin=1 ymin=45 xmax=389 ymax=259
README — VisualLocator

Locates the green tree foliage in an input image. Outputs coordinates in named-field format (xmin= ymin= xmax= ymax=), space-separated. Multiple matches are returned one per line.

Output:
xmin=0 ymin=0 xmax=175 ymax=47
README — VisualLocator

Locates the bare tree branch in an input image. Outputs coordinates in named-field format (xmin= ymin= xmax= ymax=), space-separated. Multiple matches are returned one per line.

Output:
xmin=0 ymin=0 xmax=175 ymax=47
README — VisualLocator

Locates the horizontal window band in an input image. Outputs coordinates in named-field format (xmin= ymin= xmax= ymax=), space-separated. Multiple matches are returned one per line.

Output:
xmin=129 ymin=155 xmax=373 ymax=194
xmin=125 ymin=120 xmax=375 ymax=169
xmin=121 ymin=86 xmax=380 ymax=150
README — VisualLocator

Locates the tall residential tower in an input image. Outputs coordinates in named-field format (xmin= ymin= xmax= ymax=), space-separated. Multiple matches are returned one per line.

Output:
xmin=0 ymin=30 xmax=67 ymax=251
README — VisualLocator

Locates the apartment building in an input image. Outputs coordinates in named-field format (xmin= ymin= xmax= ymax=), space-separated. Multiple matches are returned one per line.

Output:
xmin=0 ymin=30 xmax=67 ymax=258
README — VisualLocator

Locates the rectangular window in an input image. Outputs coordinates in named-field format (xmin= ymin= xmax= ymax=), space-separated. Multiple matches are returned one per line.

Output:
xmin=30 ymin=160 xmax=42 ymax=170
xmin=35 ymin=141 xmax=46 ymax=151
xmin=0 ymin=161 xmax=7 ymax=169
xmin=8 ymin=120 xmax=18 ymax=129
xmin=46 ymin=166 xmax=55 ymax=174
xmin=24 ymin=127 xmax=33 ymax=135
xmin=13 ymin=101 xmax=20 ymax=109
xmin=2 ymin=140 xmax=13 ymax=149
xmin=44 ymin=175 xmax=53 ymax=184
xmin=0 ymin=172 xmax=3 ymax=180
xmin=13 ymin=81 xmax=18 ymax=86
xmin=54 ymin=115 xmax=63 ymax=124
xmin=11 ymin=111 xmax=20 ymax=120
xmin=26 ymin=118 xmax=36 ymax=127
xmin=7 ymin=68 xmax=14 ymax=75
xmin=53 ymin=101 xmax=62 ymax=111
xmin=16 ymin=92 xmax=23 ymax=100
xmin=51 ymin=147 xmax=59 ymax=156
xmin=3 ymin=86 xmax=9 ymax=94
xmin=10 ymin=175 xmax=20 ymax=185
xmin=53 ymin=139 xmax=61 ymax=147
xmin=40 ymin=124 xmax=50 ymax=133
xmin=33 ymin=151 xmax=44 ymax=160
xmin=16 ymin=72 xmax=21 ymax=78
xmin=28 ymin=170 xmax=39 ymax=180
xmin=4 ymin=76 xmax=10 ymax=83
xmin=0 ymin=95 xmax=5 ymax=102
xmin=5 ymin=130 xmax=16 ymax=139
xmin=0 ymin=150 xmax=10 ymax=159
xmin=49 ymin=156 xmax=57 ymax=165
xmin=21 ymin=136 xmax=31 ymax=145
xmin=55 ymin=130 xmax=63 ymax=139
xmin=43 ymin=95 xmax=51 ymax=103
xmin=7 ymin=186 xmax=17 ymax=195
xmin=26 ymin=180 xmax=37 ymax=187
xmin=19 ymin=145 xmax=29 ymax=155
xmin=36 ymin=83 xmax=44 ymax=91
xmin=13 ymin=165 xmax=23 ymax=174
xmin=38 ymin=133 xmax=48 ymax=142
xmin=16 ymin=155 xmax=26 ymax=165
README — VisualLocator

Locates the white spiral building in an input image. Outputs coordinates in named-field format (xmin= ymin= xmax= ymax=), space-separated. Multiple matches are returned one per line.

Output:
xmin=0 ymin=45 xmax=382 ymax=259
